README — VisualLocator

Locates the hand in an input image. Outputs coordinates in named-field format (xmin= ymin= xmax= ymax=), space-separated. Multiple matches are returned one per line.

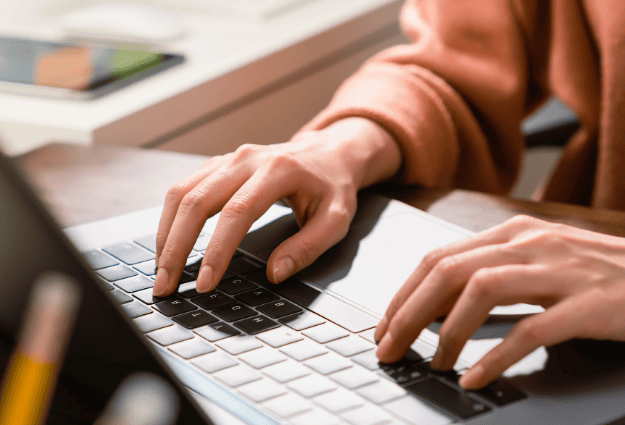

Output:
xmin=153 ymin=117 xmax=401 ymax=296
xmin=374 ymin=215 xmax=625 ymax=389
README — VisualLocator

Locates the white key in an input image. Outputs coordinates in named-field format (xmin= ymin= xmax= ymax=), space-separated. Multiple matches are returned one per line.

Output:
xmin=263 ymin=360 xmax=311 ymax=383
xmin=351 ymin=350 xmax=382 ymax=371
xmin=192 ymin=352 xmax=238 ymax=373
xmin=147 ymin=324 xmax=193 ymax=346
xmin=289 ymin=407 xmax=343 ymax=425
xmin=256 ymin=328 xmax=303 ymax=347
xmin=133 ymin=313 xmax=173 ymax=333
xmin=329 ymin=365 xmax=379 ymax=389
xmin=313 ymin=388 xmax=364 ymax=414
xmin=305 ymin=352 xmax=352 ymax=375
xmin=238 ymin=378 xmax=287 ymax=403
xmin=238 ymin=347 xmax=287 ymax=369
xmin=168 ymin=337 xmax=215 ymax=359
xmin=214 ymin=365 xmax=262 ymax=387
xmin=263 ymin=393 xmax=313 ymax=418
xmin=280 ymin=311 xmax=325 ymax=331
xmin=356 ymin=380 xmax=407 ymax=405
xmin=341 ymin=405 xmax=394 ymax=425
xmin=288 ymin=374 xmax=337 ymax=398
xmin=384 ymin=396 xmax=452 ymax=425
xmin=326 ymin=335 xmax=375 ymax=357
xmin=280 ymin=339 xmax=328 ymax=361
xmin=358 ymin=328 xmax=376 ymax=343
xmin=303 ymin=323 xmax=349 ymax=344
xmin=216 ymin=335 xmax=263 ymax=355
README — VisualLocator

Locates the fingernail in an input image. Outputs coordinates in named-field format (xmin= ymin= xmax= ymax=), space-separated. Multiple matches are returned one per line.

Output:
xmin=459 ymin=365 xmax=484 ymax=389
xmin=153 ymin=268 xmax=170 ymax=296
xmin=273 ymin=256 xmax=295 ymax=283
xmin=430 ymin=345 xmax=447 ymax=370
xmin=374 ymin=316 xmax=389 ymax=343
xmin=197 ymin=265 xmax=214 ymax=292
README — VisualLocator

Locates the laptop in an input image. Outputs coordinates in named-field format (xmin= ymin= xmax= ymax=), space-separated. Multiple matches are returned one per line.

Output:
xmin=2 ymin=148 xmax=625 ymax=425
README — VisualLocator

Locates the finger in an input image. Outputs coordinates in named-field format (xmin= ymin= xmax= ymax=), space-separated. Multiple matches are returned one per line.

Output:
xmin=154 ymin=165 xmax=253 ymax=296
xmin=459 ymin=294 xmax=590 ymax=389
xmin=196 ymin=166 xmax=304 ymax=292
xmin=376 ymin=242 xmax=526 ymax=363
xmin=374 ymin=221 xmax=518 ymax=342
xmin=266 ymin=196 xmax=354 ymax=284
xmin=155 ymin=158 xmax=222 ymax=264
xmin=431 ymin=264 xmax=551 ymax=370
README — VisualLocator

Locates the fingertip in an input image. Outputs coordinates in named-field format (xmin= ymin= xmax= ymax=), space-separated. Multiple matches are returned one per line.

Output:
xmin=272 ymin=256 xmax=295 ymax=284
xmin=153 ymin=268 xmax=170 ymax=296
xmin=197 ymin=265 xmax=215 ymax=293
xmin=375 ymin=333 xmax=403 ymax=364
xmin=374 ymin=317 xmax=389 ymax=343
xmin=459 ymin=365 xmax=485 ymax=390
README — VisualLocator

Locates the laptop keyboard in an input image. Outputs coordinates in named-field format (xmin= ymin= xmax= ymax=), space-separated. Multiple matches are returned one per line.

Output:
xmin=83 ymin=236 xmax=526 ymax=425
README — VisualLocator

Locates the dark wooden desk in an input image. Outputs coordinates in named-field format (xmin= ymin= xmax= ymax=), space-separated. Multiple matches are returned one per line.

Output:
xmin=16 ymin=143 xmax=625 ymax=239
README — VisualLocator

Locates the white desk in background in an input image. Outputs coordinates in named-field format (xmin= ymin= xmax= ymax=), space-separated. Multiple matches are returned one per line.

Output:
xmin=0 ymin=0 xmax=405 ymax=156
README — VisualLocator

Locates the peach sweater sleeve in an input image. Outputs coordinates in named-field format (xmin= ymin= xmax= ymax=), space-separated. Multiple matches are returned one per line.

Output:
xmin=299 ymin=0 xmax=532 ymax=193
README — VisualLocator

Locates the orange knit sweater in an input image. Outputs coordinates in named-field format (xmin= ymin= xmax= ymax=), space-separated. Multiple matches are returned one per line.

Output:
xmin=301 ymin=0 xmax=624 ymax=210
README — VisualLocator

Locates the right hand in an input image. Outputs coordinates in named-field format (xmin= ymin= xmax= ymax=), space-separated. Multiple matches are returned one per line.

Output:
xmin=153 ymin=117 xmax=402 ymax=296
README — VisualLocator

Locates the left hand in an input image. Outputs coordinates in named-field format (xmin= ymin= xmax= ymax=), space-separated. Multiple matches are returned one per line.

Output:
xmin=374 ymin=215 xmax=625 ymax=389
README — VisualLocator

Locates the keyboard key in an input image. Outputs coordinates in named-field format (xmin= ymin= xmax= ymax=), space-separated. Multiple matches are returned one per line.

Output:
xmin=97 ymin=264 xmax=137 ymax=282
xmin=256 ymin=328 xmax=303 ymax=348
xmin=280 ymin=339 xmax=328 ymax=361
xmin=192 ymin=291 xmax=235 ymax=310
xmin=257 ymin=300 xmax=302 ymax=318
xmin=330 ymin=366 xmax=379 ymax=389
xmin=134 ymin=234 xmax=157 ymax=253
xmin=133 ymin=259 xmax=157 ymax=276
xmin=173 ymin=310 xmax=218 ymax=329
xmin=358 ymin=328 xmax=376 ymax=343
xmin=405 ymin=377 xmax=491 ymax=420
xmin=473 ymin=380 xmax=527 ymax=406
xmin=195 ymin=322 xmax=240 ymax=342
xmin=177 ymin=272 xmax=196 ymax=285
xmin=103 ymin=242 xmax=154 ymax=264
xmin=217 ymin=276 xmax=257 ymax=295
xmin=288 ymin=374 xmax=337 ymax=398
xmin=121 ymin=301 xmax=152 ymax=318
xmin=153 ymin=298 xmax=197 ymax=317
xmin=82 ymin=250 xmax=118 ymax=270
xmin=193 ymin=352 xmax=238 ymax=373
xmin=238 ymin=347 xmax=287 ymax=369
xmin=351 ymin=350 xmax=382 ymax=371
xmin=238 ymin=378 xmax=287 ymax=403
xmin=410 ymin=339 xmax=437 ymax=360
xmin=168 ymin=338 xmax=215 ymax=359
xmin=279 ymin=311 xmax=325 ymax=331
xmin=216 ymin=335 xmax=263 ymax=355
xmin=290 ymin=408 xmax=343 ymax=425
xmin=356 ymin=380 xmax=407 ymax=404
xmin=235 ymin=288 xmax=279 ymax=306
xmin=326 ymin=335 xmax=375 ymax=357
xmin=302 ymin=323 xmax=349 ymax=344
xmin=133 ymin=313 xmax=173 ymax=333
xmin=384 ymin=395 xmax=452 ymax=425
xmin=228 ymin=255 xmax=263 ymax=275
xmin=99 ymin=279 xmax=114 ymax=290
xmin=212 ymin=303 xmax=257 ymax=322
xmin=114 ymin=275 xmax=153 ymax=293
xmin=233 ymin=315 xmax=279 ymax=335
xmin=263 ymin=360 xmax=311 ymax=383
xmin=193 ymin=233 xmax=211 ymax=252
xmin=313 ymin=388 xmax=364 ymax=414
xmin=340 ymin=405 xmax=394 ymax=425
xmin=110 ymin=289 xmax=133 ymax=304
xmin=305 ymin=353 xmax=352 ymax=375
xmin=379 ymin=362 xmax=424 ymax=385
xmin=177 ymin=281 xmax=201 ymax=298
xmin=133 ymin=287 xmax=178 ymax=305
xmin=147 ymin=324 xmax=194 ymax=346
xmin=214 ymin=365 xmax=262 ymax=388
xmin=263 ymin=393 xmax=313 ymax=419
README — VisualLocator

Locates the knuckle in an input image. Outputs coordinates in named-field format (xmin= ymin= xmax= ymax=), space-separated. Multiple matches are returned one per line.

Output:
xmin=467 ymin=268 xmax=500 ymax=298
xmin=266 ymin=151 xmax=300 ymax=170
xmin=506 ymin=214 xmax=538 ymax=230
xmin=422 ymin=248 xmax=445 ymax=271
xmin=221 ymin=196 xmax=253 ymax=221
xmin=432 ymin=256 xmax=461 ymax=279
xmin=179 ymin=191 xmax=206 ymax=213
xmin=515 ymin=319 xmax=544 ymax=346
xmin=165 ymin=181 xmax=188 ymax=204
xmin=232 ymin=143 xmax=261 ymax=161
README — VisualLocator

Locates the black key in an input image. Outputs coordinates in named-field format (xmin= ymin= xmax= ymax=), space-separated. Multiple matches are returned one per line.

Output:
xmin=103 ymin=242 xmax=154 ymax=265
xmin=153 ymin=299 xmax=197 ymax=317
xmin=97 ymin=264 xmax=137 ymax=282
xmin=234 ymin=315 xmax=279 ymax=334
xmin=133 ymin=288 xmax=179 ymax=305
xmin=405 ymin=377 xmax=491 ymax=419
xmin=111 ymin=289 xmax=133 ymax=304
xmin=473 ymin=381 xmax=527 ymax=406
xmin=256 ymin=300 xmax=302 ymax=318
xmin=418 ymin=361 xmax=461 ymax=383
xmin=212 ymin=303 xmax=258 ymax=322
xmin=217 ymin=276 xmax=257 ymax=295
xmin=134 ymin=234 xmax=157 ymax=253
xmin=185 ymin=257 xmax=204 ymax=275
xmin=82 ymin=250 xmax=119 ymax=270
xmin=173 ymin=310 xmax=219 ymax=329
xmin=379 ymin=362 xmax=425 ymax=384
xmin=227 ymin=255 xmax=263 ymax=275
xmin=192 ymin=292 xmax=236 ymax=310
xmin=177 ymin=272 xmax=196 ymax=285
xmin=235 ymin=288 xmax=279 ymax=306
